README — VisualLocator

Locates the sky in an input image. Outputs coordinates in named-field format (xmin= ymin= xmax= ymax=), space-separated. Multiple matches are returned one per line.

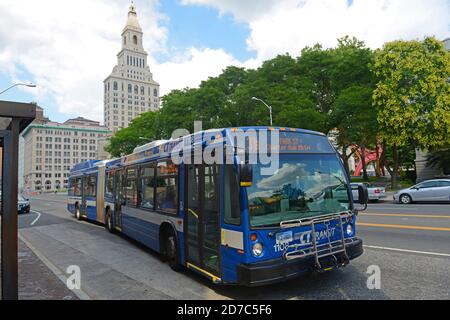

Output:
xmin=0 ymin=0 xmax=449 ymax=124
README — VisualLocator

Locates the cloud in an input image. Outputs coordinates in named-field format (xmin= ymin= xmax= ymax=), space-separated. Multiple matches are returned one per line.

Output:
xmin=0 ymin=0 xmax=168 ymax=122
xmin=1 ymin=0 xmax=448 ymax=123
xmin=179 ymin=0 xmax=288 ymax=22
xmin=183 ymin=0 xmax=450 ymax=61
xmin=152 ymin=47 xmax=243 ymax=94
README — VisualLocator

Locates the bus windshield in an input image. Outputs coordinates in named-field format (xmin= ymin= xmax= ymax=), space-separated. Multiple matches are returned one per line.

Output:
xmin=247 ymin=154 xmax=351 ymax=228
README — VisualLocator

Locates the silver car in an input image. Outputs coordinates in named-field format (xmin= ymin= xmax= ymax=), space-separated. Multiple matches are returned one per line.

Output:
xmin=393 ymin=179 xmax=450 ymax=204
xmin=351 ymin=183 xmax=386 ymax=202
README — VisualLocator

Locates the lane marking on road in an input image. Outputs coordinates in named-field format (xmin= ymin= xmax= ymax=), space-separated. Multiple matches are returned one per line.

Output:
xmin=362 ymin=213 xmax=450 ymax=219
xmin=364 ymin=245 xmax=450 ymax=258
xmin=30 ymin=210 xmax=42 ymax=226
xmin=357 ymin=222 xmax=450 ymax=232
xmin=368 ymin=206 xmax=419 ymax=211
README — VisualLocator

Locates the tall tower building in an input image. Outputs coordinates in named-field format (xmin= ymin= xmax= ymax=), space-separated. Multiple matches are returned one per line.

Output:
xmin=104 ymin=3 xmax=160 ymax=133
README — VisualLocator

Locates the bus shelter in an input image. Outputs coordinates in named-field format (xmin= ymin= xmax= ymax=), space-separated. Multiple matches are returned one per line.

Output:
xmin=0 ymin=101 xmax=36 ymax=300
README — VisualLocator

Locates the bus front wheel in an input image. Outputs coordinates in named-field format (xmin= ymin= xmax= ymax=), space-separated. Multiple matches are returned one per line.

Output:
xmin=165 ymin=229 xmax=182 ymax=272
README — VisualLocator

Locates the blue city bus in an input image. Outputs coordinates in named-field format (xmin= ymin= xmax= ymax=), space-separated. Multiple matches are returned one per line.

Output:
xmin=68 ymin=160 xmax=107 ymax=222
xmin=68 ymin=127 xmax=367 ymax=286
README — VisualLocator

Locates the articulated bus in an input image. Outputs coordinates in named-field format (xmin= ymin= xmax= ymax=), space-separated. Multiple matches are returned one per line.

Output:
xmin=68 ymin=127 xmax=368 ymax=286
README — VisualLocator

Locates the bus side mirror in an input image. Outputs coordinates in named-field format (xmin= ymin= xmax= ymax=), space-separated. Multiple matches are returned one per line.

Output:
xmin=239 ymin=164 xmax=253 ymax=187
xmin=358 ymin=184 xmax=369 ymax=209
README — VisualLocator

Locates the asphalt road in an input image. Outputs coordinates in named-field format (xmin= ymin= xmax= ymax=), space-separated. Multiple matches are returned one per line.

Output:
xmin=18 ymin=194 xmax=450 ymax=300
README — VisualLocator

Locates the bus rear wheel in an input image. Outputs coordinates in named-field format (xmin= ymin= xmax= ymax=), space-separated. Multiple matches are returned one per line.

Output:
xmin=75 ymin=204 xmax=82 ymax=221
xmin=165 ymin=229 xmax=182 ymax=272
xmin=105 ymin=210 xmax=114 ymax=233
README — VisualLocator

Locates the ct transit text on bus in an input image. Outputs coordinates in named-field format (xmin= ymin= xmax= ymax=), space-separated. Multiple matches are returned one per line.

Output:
xmin=67 ymin=126 xmax=368 ymax=286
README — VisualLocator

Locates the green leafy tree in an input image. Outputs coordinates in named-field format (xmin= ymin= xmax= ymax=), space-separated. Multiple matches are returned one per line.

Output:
xmin=325 ymin=37 xmax=377 ymax=177
xmin=426 ymin=146 xmax=450 ymax=175
xmin=106 ymin=111 xmax=162 ymax=157
xmin=297 ymin=45 xmax=335 ymax=113
xmin=330 ymin=86 xmax=378 ymax=178
xmin=372 ymin=37 xmax=450 ymax=187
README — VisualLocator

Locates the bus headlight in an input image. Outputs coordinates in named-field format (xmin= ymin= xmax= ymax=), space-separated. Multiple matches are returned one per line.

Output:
xmin=252 ymin=243 xmax=263 ymax=257
xmin=346 ymin=224 xmax=353 ymax=236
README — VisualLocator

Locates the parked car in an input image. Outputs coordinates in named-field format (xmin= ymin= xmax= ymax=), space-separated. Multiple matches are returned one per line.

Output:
xmin=351 ymin=183 xmax=386 ymax=202
xmin=18 ymin=195 xmax=31 ymax=214
xmin=393 ymin=179 xmax=450 ymax=204
xmin=0 ymin=193 xmax=30 ymax=214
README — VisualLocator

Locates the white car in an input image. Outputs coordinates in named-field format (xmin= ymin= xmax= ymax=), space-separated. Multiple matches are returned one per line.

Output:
xmin=351 ymin=183 xmax=386 ymax=202
xmin=393 ymin=179 xmax=450 ymax=204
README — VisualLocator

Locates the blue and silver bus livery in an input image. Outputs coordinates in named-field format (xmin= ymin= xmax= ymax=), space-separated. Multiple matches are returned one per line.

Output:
xmin=68 ymin=127 xmax=368 ymax=286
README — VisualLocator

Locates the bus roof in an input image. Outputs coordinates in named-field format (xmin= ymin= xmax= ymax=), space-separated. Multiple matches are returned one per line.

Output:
xmin=225 ymin=126 xmax=326 ymax=136
xmin=70 ymin=160 xmax=102 ymax=175
xmin=100 ymin=126 xmax=331 ymax=169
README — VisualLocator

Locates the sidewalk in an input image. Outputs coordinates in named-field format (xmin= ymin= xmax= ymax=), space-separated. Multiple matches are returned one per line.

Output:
xmin=18 ymin=238 xmax=79 ymax=300
xmin=1 ymin=227 xmax=77 ymax=299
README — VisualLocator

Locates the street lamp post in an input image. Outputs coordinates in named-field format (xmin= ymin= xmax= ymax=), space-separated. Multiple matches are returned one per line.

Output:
xmin=252 ymin=97 xmax=273 ymax=126
xmin=0 ymin=83 xmax=36 ymax=96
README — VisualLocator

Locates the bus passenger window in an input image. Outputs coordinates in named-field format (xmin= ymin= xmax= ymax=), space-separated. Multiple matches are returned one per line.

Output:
xmin=105 ymin=172 xmax=114 ymax=197
xmin=69 ymin=178 xmax=75 ymax=196
xmin=88 ymin=175 xmax=97 ymax=197
xmin=224 ymin=165 xmax=241 ymax=225
xmin=156 ymin=161 xmax=178 ymax=214
xmin=125 ymin=168 xmax=137 ymax=207
xmin=140 ymin=164 xmax=155 ymax=210
xmin=75 ymin=178 xmax=82 ymax=196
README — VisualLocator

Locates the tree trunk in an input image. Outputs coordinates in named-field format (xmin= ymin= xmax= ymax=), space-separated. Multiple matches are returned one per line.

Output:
xmin=341 ymin=154 xmax=350 ymax=176
xmin=339 ymin=145 xmax=356 ymax=176
xmin=391 ymin=145 xmax=400 ymax=190
xmin=375 ymin=142 xmax=381 ymax=177
xmin=361 ymin=144 xmax=369 ymax=181
xmin=380 ymin=142 xmax=387 ymax=176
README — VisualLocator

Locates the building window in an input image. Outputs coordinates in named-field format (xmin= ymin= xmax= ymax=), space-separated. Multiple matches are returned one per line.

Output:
xmin=140 ymin=86 xmax=144 ymax=95
xmin=133 ymin=35 xmax=137 ymax=45
xmin=134 ymin=85 xmax=138 ymax=95
xmin=128 ymin=84 xmax=132 ymax=93
xmin=154 ymin=89 xmax=158 ymax=97
xmin=113 ymin=81 xmax=118 ymax=91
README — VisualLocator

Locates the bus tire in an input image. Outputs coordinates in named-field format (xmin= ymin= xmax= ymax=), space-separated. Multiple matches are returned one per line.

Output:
xmin=75 ymin=203 xmax=82 ymax=221
xmin=105 ymin=209 xmax=114 ymax=233
xmin=165 ymin=228 xmax=182 ymax=272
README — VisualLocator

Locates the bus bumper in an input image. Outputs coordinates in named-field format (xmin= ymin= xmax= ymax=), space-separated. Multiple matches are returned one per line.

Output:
xmin=236 ymin=238 xmax=363 ymax=287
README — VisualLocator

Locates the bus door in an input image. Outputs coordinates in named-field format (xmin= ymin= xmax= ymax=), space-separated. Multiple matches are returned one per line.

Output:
xmin=186 ymin=164 xmax=221 ymax=276
xmin=81 ymin=175 xmax=88 ymax=217
xmin=113 ymin=170 xmax=123 ymax=230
